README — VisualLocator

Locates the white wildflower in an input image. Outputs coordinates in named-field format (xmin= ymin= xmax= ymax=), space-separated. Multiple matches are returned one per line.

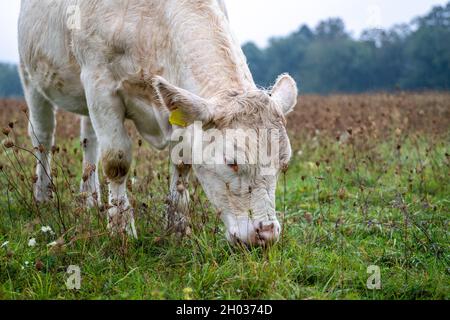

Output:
xmin=47 ymin=241 xmax=58 ymax=247
xmin=41 ymin=226 xmax=55 ymax=235
xmin=28 ymin=238 xmax=37 ymax=247
xmin=1 ymin=241 xmax=9 ymax=248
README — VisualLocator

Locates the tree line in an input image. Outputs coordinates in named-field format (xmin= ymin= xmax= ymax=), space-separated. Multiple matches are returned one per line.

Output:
xmin=0 ymin=2 xmax=449 ymax=97
xmin=0 ymin=63 xmax=23 ymax=98
xmin=243 ymin=2 xmax=450 ymax=93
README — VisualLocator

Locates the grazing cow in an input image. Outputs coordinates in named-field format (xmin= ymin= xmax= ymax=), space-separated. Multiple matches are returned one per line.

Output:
xmin=18 ymin=0 xmax=298 ymax=246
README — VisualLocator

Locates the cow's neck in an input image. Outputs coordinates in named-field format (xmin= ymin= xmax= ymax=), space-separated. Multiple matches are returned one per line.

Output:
xmin=163 ymin=4 xmax=257 ymax=98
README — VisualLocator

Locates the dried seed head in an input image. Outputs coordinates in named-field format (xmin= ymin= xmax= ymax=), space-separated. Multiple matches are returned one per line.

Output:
xmin=82 ymin=164 xmax=96 ymax=182
xmin=303 ymin=212 xmax=313 ymax=223
xmin=177 ymin=160 xmax=185 ymax=169
xmin=82 ymin=172 xmax=90 ymax=182
xmin=3 ymin=139 xmax=14 ymax=149
xmin=35 ymin=260 xmax=45 ymax=271
xmin=2 ymin=127 xmax=11 ymax=136
xmin=51 ymin=168 xmax=58 ymax=178
xmin=177 ymin=183 xmax=186 ymax=193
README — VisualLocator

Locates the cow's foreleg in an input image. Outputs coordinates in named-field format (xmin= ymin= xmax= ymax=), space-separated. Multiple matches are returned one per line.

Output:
xmin=25 ymin=87 xmax=56 ymax=203
xmin=80 ymin=116 xmax=101 ymax=208
xmin=167 ymin=162 xmax=192 ymax=237
xmin=81 ymin=69 xmax=136 ymax=238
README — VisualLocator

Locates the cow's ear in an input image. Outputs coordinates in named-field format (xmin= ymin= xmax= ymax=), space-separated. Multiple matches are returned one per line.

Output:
xmin=153 ymin=76 xmax=214 ymax=126
xmin=271 ymin=74 xmax=298 ymax=115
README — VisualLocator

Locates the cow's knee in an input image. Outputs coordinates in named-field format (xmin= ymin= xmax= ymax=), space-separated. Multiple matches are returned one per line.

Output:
xmin=101 ymin=149 xmax=131 ymax=183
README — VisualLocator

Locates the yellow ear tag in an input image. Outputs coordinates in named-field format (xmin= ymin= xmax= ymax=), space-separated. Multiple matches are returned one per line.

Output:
xmin=169 ymin=108 xmax=190 ymax=128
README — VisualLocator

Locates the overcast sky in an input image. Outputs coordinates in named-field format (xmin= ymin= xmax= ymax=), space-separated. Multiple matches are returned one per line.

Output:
xmin=0 ymin=0 xmax=447 ymax=63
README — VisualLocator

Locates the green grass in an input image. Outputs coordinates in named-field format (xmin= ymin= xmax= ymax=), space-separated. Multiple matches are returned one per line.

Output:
xmin=0 ymin=130 xmax=449 ymax=300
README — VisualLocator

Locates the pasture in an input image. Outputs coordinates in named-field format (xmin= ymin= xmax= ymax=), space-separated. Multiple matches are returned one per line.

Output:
xmin=0 ymin=93 xmax=449 ymax=300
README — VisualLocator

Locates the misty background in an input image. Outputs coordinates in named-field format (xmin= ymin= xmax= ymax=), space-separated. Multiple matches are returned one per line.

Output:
xmin=0 ymin=0 xmax=449 ymax=97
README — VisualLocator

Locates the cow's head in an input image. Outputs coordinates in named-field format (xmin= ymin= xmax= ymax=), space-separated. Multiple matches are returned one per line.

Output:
xmin=153 ymin=75 xmax=297 ymax=247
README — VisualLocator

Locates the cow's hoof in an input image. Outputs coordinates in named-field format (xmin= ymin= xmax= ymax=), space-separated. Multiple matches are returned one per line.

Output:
xmin=107 ymin=206 xmax=138 ymax=239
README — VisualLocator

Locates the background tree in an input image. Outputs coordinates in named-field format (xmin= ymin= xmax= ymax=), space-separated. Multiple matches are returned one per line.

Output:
xmin=241 ymin=2 xmax=450 ymax=94
xmin=0 ymin=63 xmax=23 ymax=97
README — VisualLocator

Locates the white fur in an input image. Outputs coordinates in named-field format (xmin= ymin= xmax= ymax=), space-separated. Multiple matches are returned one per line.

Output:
xmin=18 ymin=0 xmax=298 ymax=246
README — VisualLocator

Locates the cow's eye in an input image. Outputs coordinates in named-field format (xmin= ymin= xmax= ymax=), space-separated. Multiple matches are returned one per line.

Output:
xmin=228 ymin=163 xmax=239 ymax=173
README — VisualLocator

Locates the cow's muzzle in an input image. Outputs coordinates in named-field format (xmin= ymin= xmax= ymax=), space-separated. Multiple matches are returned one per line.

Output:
xmin=226 ymin=219 xmax=281 ymax=248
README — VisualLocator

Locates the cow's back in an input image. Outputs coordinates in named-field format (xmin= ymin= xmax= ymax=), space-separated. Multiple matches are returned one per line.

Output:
xmin=18 ymin=0 xmax=243 ymax=115
xmin=19 ymin=0 xmax=170 ymax=114
xmin=19 ymin=0 xmax=88 ymax=113
xmin=19 ymin=0 xmax=73 ymax=67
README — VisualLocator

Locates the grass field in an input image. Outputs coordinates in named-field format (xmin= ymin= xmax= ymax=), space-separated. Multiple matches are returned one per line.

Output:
xmin=0 ymin=93 xmax=449 ymax=300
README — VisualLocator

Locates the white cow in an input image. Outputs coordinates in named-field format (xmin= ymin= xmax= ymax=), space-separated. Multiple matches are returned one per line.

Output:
xmin=18 ymin=0 xmax=298 ymax=246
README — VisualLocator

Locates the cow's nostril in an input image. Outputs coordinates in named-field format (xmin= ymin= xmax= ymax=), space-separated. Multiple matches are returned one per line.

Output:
xmin=227 ymin=220 xmax=281 ymax=247
xmin=251 ymin=221 xmax=281 ymax=247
